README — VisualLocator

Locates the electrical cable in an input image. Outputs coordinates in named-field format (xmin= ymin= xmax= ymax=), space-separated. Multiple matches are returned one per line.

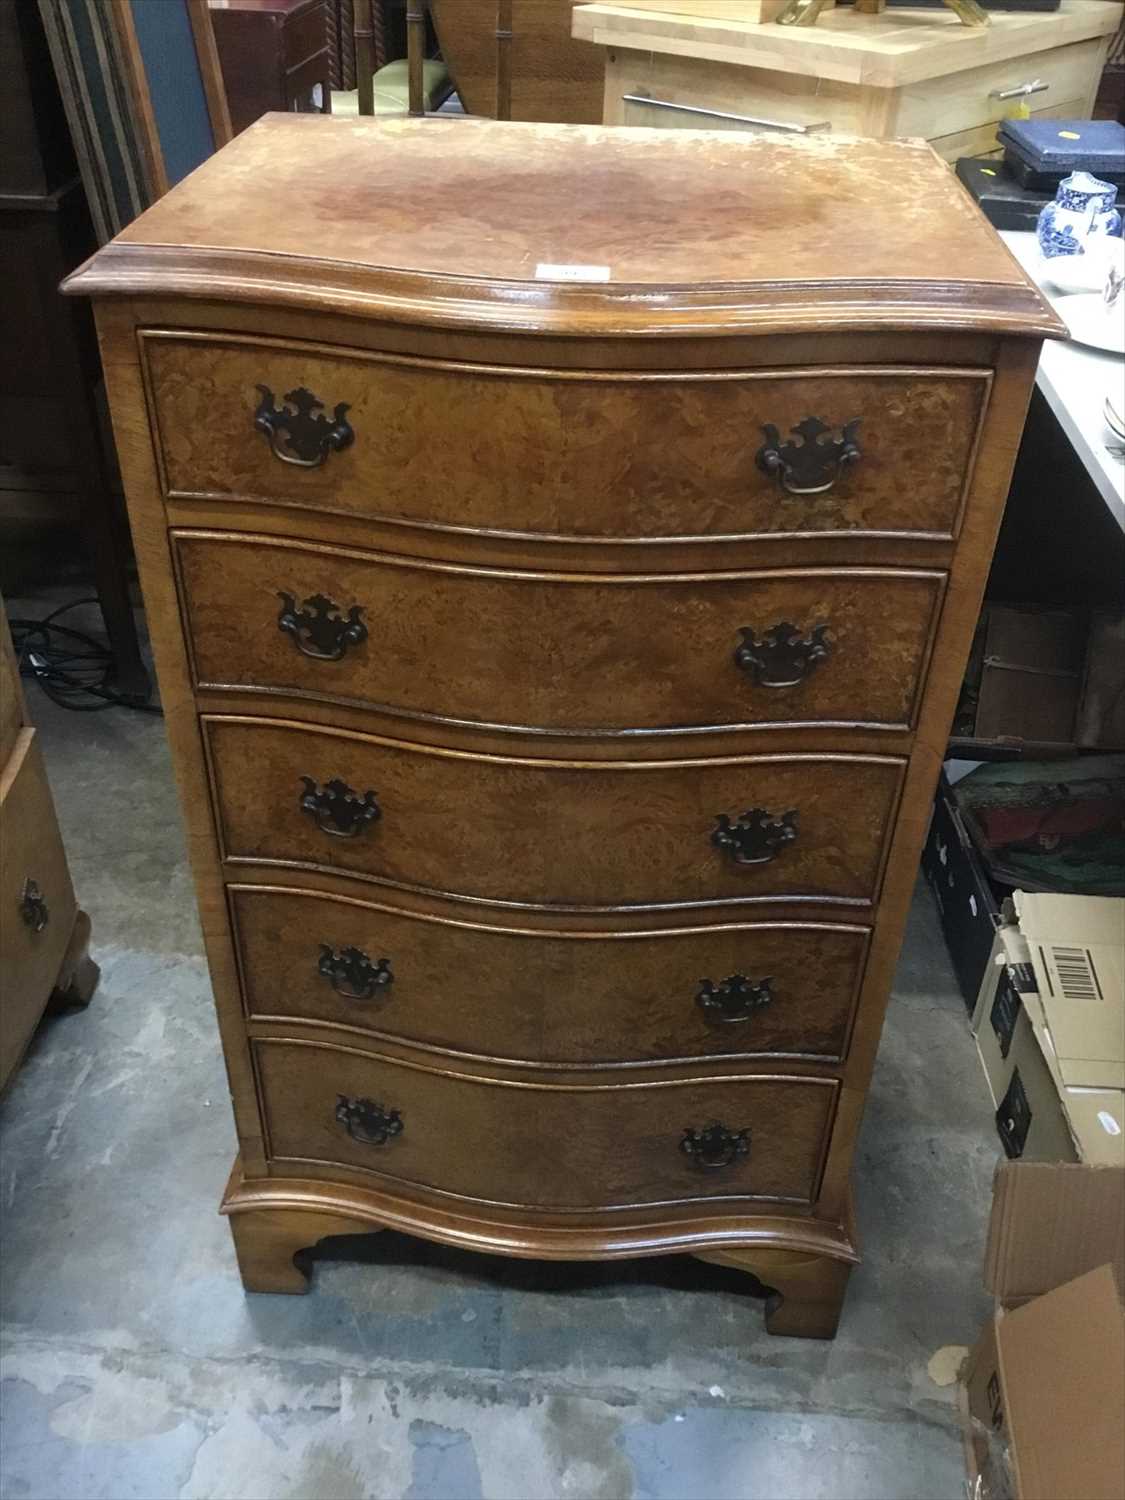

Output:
xmin=7 ymin=598 xmax=162 ymax=714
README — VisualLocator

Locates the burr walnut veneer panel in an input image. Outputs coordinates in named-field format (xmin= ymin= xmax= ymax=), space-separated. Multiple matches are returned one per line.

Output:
xmin=230 ymin=884 xmax=869 ymax=1065
xmin=254 ymin=1038 xmax=838 ymax=1209
xmin=144 ymin=334 xmax=990 ymax=542
xmin=176 ymin=532 xmax=946 ymax=735
xmin=204 ymin=716 xmax=905 ymax=910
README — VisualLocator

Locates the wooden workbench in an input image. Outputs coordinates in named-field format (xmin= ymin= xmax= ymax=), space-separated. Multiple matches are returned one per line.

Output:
xmin=573 ymin=1 xmax=1121 ymax=158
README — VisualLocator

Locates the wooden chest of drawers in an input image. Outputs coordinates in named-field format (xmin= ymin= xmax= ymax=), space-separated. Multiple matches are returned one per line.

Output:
xmin=68 ymin=114 xmax=1060 ymax=1337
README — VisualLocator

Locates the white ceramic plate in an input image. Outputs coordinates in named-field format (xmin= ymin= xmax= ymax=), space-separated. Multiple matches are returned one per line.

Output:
xmin=1060 ymin=293 xmax=1125 ymax=355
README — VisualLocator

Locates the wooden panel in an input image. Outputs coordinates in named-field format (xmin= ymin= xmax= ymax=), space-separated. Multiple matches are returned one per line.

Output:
xmin=254 ymin=1036 xmax=839 ymax=1207
xmin=428 ymin=0 xmax=603 ymax=124
xmin=175 ymin=532 xmax=947 ymax=735
xmin=144 ymin=334 xmax=991 ymax=542
xmin=610 ymin=50 xmax=871 ymax=136
xmin=929 ymin=100 xmax=1087 ymax=166
xmin=0 ymin=729 xmax=76 ymax=1087
xmin=896 ymin=36 xmax=1106 ymax=140
xmin=205 ymin=716 xmax=906 ymax=910
xmin=231 ymin=884 xmax=871 ymax=1064
xmin=573 ymin=1 xmax=1122 ymax=90
xmin=607 ymin=1 xmax=804 ymax=20
xmin=0 ymin=598 xmax=26 ymax=767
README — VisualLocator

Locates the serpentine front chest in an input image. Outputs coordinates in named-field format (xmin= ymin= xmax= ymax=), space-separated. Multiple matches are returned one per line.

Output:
xmin=68 ymin=114 xmax=1060 ymax=1336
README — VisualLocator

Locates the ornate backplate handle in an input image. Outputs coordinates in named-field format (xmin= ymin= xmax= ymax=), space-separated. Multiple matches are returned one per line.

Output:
xmin=712 ymin=808 xmax=798 ymax=866
xmin=756 ymin=417 xmax=861 ymax=496
xmin=19 ymin=878 xmax=49 ymax=933
xmin=336 ymin=1095 xmax=403 ymax=1146
xmin=278 ymin=592 xmax=368 ymax=662
xmin=696 ymin=974 xmax=774 ymax=1025
xmin=318 ymin=944 xmax=394 ymax=1002
xmin=735 ymin=622 xmax=833 ymax=689
xmin=299 ymin=776 xmax=381 ymax=838
xmin=680 ymin=1121 xmax=750 ymax=1170
xmin=254 ymin=385 xmax=354 ymax=468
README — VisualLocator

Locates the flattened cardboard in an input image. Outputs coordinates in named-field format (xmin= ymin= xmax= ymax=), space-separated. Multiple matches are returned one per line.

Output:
xmin=961 ymin=1318 xmax=1011 ymax=1500
xmin=985 ymin=1161 xmax=1125 ymax=1303
xmin=965 ymin=1266 xmax=1125 ymax=1500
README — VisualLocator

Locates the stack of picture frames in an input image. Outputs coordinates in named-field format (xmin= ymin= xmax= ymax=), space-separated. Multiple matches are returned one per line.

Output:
xmin=37 ymin=0 xmax=232 ymax=243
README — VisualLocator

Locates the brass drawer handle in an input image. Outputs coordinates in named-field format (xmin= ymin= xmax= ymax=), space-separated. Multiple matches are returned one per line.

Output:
xmin=681 ymin=1122 xmax=750 ymax=1171
xmin=697 ymin=975 xmax=774 ymax=1025
xmin=735 ymin=622 xmax=833 ymax=688
xmin=621 ymin=95 xmax=829 ymax=135
xmin=713 ymin=808 xmax=798 ymax=867
xmin=318 ymin=944 xmax=394 ymax=1002
xmin=254 ymin=384 xmax=354 ymax=468
xmin=278 ymin=591 xmax=368 ymax=661
xmin=336 ymin=1094 xmax=402 ymax=1146
xmin=756 ymin=417 xmax=862 ymax=496
xmin=19 ymin=878 xmax=49 ymax=933
xmin=299 ymin=776 xmax=381 ymax=838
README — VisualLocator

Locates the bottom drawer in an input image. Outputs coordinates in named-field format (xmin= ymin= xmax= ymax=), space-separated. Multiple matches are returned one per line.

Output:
xmin=0 ymin=729 xmax=76 ymax=1085
xmin=254 ymin=1037 xmax=838 ymax=1209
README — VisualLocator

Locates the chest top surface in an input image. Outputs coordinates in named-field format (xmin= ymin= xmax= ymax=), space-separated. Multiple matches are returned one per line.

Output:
xmin=66 ymin=113 xmax=1060 ymax=339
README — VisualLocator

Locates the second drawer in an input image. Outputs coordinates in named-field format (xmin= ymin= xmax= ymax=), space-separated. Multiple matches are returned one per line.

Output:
xmin=175 ymin=530 xmax=946 ymax=735
xmin=231 ymin=884 xmax=870 ymax=1064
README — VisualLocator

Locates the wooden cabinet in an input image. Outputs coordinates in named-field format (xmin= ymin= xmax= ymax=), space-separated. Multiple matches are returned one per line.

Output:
xmin=68 ymin=114 xmax=1060 ymax=1336
xmin=573 ymin=1 xmax=1121 ymax=161
xmin=0 ymin=597 xmax=98 ymax=1091
xmin=210 ymin=0 xmax=331 ymax=134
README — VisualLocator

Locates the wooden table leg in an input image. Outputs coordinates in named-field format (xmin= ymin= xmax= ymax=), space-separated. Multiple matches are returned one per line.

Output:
xmin=694 ymin=1244 xmax=854 ymax=1339
xmin=46 ymin=908 xmax=99 ymax=1011
xmin=227 ymin=1205 xmax=382 ymax=1293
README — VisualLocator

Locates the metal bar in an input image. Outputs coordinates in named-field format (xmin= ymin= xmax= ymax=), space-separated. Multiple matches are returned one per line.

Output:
xmin=355 ymin=0 xmax=375 ymax=115
xmin=620 ymin=96 xmax=830 ymax=134
xmin=406 ymin=0 xmax=426 ymax=117
xmin=989 ymin=79 xmax=1049 ymax=101
xmin=495 ymin=0 xmax=513 ymax=121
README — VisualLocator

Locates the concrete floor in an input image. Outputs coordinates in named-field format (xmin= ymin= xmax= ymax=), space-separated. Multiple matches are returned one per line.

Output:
xmin=0 ymin=585 xmax=1001 ymax=1500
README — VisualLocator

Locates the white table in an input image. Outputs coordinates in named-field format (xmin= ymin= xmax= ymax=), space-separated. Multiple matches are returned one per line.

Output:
xmin=1001 ymin=230 xmax=1125 ymax=535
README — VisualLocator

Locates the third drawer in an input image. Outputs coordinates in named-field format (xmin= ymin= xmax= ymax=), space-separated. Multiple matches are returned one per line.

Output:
xmin=204 ymin=715 xmax=906 ymax=909
xmin=230 ymin=884 xmax=871 ymax=1064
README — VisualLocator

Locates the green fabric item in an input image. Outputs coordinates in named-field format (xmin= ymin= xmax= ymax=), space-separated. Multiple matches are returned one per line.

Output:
xmin=331 ymin=60 xmax=452 ymax=117
xmin=954 ymin=755 xmax=1125 ymax=896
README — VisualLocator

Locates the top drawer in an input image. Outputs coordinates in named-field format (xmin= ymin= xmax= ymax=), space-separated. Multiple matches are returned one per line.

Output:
xmin=141 ymin=332 xmax=991 ymax=543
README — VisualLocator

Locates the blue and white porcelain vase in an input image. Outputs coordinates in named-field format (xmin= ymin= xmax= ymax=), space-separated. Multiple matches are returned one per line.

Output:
xmin=1037 ymin=171 xmax=1122 ymax=260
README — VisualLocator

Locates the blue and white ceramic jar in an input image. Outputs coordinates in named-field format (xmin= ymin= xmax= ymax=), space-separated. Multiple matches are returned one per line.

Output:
xmin=1037 ymin=171 xmax=1122 ymax=260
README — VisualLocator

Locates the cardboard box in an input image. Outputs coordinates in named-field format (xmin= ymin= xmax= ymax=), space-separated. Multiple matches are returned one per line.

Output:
xmin=953 ymin=604 xmax=1125 ymax=755
xmin=973 ymin=894 xmax=1125 ymax=1164
xmin=971 ymin=914 xmax=1040 ymax=1109
xmin=962 ymin=1265 xmax=1125 ymax=1500
xmin=985 ymin=1161 xmax=1125 ymax=1305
